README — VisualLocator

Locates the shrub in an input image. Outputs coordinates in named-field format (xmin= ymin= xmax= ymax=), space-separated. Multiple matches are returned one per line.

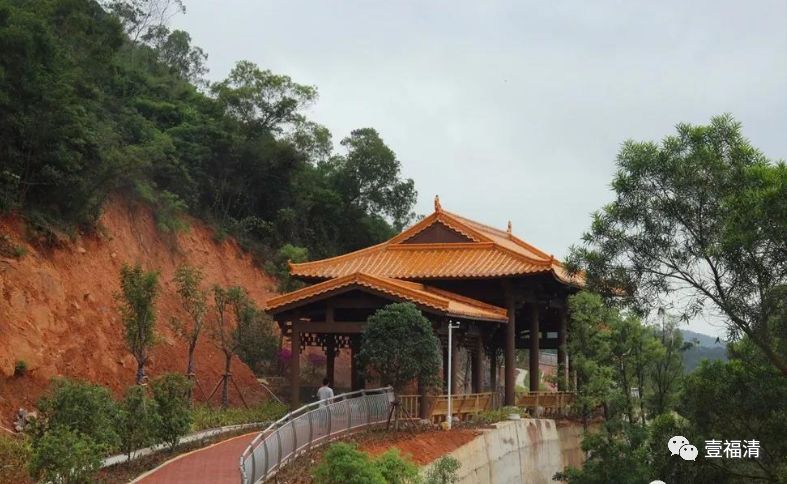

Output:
xmin=151 ymin=373 xmax=193 ymax=451
xmin=373 ymin=448 xmax=420 ymax=484
xmin=14 ymin=359 xmax=27 ymax=376
xmin=36 ymin=378 xmax=120 ymax=451
xmin=313 ymin=443 xmax=386 ymax=484
xmin=425 ymin=456 xmax=461 ymax=484
xmin=29 ymin=427 xmax=103 ymax=484
xmin=118 ymin=385 xmax=161 ymax=459
xmin=0 ymin=434 xmax=32 ymax=483
xmin=190 ymin=401 xmax=287 ymax=432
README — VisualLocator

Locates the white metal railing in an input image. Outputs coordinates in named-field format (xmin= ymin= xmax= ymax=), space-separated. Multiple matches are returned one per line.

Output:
xmin=239 ymin=387 xmax=394 ymax=483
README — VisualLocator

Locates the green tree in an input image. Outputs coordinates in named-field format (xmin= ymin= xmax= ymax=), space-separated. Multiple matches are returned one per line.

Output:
xmin=680 ymin=341 xmax=787 ymax=482
xmin=331 ymin=128 xmax=417 ymax=231
xmin=268 ymin=243 xmax=308 ymax=292
xmin=171 ymin=265 xmax=208 ymax=381
xmin=150 ymin=373 xmax=193 ymax=451
xmin=313 ymin=443 xmax=386 ymax=484
xmin=117 ymin=385 xmax=160 ymax=459
xmin=36 ymin=378 xmax=120 ymax=451
xmin=118 ymin=264 xmax=160 ymax=384
xmin=29 ymin=427 xmax=103 ymax=484
xmin=567 ymin=115 xmax=787 ymax=375
xmin=210 ymin=285 xmax=264 ymax=407
xmin=235 ymin=308 xmax=278 ymax=376
xmin=567 ymin=292 xmax=615 ymax=428
xmin=212 ymin=60 xmax=317 ymax=133
xmin=647 ymin=314 xmax=686 ymax=417
xmin=424 ymin=455 xmax=461 ymax=484
xmin=357 ymin=303 xmax=441 ymax=394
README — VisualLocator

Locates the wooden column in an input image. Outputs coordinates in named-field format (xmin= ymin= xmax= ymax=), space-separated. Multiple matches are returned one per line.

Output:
xmin=472 ymin=337 xmax=483 ymax=394
xmin=290 ymin=328 xmax=301 ymax=407
xmin=529 ymin=304 xmax=540 ymax=392
xmin=418 ymin=377 xmax=429 ymax=420
xmin=325 ymin=337 xmax=336 ymax=385
xmin=557 ymin=305 xmax=568 ymax=391
xmin=325 ymin=303 xmax=336 ymax=385
xmin=489 ymin=345 xmax=497 ymax=393
xmin=505 ymin=293 xmax=516 ymax=406
xmin=350 ymin=335 xmax=360 ymax=391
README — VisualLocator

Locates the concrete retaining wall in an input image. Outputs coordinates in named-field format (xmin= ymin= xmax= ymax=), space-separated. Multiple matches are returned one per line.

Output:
xmin=425 ymin=419 xmax=585 ymax=484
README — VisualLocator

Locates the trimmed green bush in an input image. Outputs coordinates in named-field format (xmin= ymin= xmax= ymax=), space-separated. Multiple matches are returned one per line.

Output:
xmin=373 ymin=448 xmax=420 ymax=484
xmin=118 ymin=385 xmax=161 ymax=459
xmin=29 ymin=427 xmax=103 ymax=484
xmin=151 ymin=373 xmax=193 ymax=451
xmin=313 ymin=443 xmax=386 ymax=484
xmin=36 ymin=378 xmax=120 ymax=451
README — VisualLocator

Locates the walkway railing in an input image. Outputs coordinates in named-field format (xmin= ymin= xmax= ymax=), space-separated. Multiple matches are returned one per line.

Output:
xmin=239 ymin=386 xmax=394 ymax=484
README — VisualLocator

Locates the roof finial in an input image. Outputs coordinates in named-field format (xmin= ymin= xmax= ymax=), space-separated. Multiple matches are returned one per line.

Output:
xmin=507 ymin=220 xmax=512 ymax=234
xmin=434 ymin=195 xmax=442 ymax=212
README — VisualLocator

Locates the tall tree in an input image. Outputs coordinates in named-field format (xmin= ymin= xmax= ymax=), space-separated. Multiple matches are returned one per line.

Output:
xmin=567 ymin=115 xmax=787 ymax=375
xmin=331 ymin=128 xmax=417 ymax=231
xmin=118 ymin=264 xmax=160 ymax=384
xmin=171 ymin=265 xmax=208 ymax=382
xmin=212 ymin=60 xmax=317 ymax=134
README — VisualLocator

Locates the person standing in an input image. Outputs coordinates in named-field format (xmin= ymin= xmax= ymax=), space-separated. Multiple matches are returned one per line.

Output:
xmin=317 ymin=377 xmax=334 ymax=404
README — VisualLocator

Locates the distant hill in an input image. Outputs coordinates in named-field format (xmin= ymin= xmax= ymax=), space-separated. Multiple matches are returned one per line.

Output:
xmin=680 ymin=329 xmax=728 ymax=372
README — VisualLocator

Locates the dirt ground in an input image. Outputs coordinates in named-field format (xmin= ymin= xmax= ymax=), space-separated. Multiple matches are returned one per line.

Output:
xmin=359 ymin=428 xmax=480 ymax=465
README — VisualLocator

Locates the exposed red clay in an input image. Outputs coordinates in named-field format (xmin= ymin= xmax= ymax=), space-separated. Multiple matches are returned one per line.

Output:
xmin=360 ymin=429 xmax=481 ymax=465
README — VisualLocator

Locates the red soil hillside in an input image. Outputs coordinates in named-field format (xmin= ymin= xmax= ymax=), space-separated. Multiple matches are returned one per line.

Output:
xmin=0 ymin=197 xmax=278 ymax=427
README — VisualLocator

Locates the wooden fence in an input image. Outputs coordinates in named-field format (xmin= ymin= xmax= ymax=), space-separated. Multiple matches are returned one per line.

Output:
xmin=398 ymin=392 xmax=500 ymax=422
xmin=516 ymin=391 xmax=575 ymax=417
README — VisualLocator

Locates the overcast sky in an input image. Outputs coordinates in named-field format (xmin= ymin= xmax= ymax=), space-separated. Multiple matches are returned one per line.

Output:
xmin=173 ymin=1 xmax=787 ymax=336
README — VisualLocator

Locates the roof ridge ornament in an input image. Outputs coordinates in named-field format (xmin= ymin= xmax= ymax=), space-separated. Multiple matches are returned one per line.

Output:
xmin=434 ymin=195 xmax=442 ymax=212
xmin=507 ymin=220 xmax=512 ymax=235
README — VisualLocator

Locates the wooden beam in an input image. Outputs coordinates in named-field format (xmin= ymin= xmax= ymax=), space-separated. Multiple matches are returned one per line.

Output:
xmin=529 ymin=304 xmax=540 ymax=392
xmin=292 ymin=321 xmax=365 ymax=334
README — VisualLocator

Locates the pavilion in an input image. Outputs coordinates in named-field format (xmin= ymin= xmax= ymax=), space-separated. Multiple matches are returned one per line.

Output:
xmin=264 ymin=196 xmax=583 ymax=409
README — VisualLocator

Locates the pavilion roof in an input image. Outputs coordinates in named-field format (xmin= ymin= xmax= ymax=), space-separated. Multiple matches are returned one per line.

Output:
xmin=264 ymin=272 xmax=508 ymax=322
xmin=289 ymin=199 xmax=583 ymax=286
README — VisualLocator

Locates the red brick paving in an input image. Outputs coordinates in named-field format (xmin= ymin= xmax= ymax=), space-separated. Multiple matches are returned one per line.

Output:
xmin=135 ymin=432 xmax=258 ymax=484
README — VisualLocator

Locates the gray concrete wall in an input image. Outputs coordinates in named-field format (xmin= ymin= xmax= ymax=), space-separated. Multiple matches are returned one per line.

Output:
xmin=424 ymin=419 xmax=585 ymax=484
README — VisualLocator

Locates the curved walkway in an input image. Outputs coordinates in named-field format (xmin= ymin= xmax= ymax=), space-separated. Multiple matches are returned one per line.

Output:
xmin=133 ymin=432 xmax=257 ymax=484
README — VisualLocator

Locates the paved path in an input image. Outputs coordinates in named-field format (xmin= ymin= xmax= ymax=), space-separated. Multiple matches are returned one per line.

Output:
xmin=133 ymin=432 xmax=257 ymax=484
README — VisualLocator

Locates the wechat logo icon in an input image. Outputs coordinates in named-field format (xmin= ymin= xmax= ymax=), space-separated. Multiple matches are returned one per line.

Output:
xmin=668 ymin=435 xmax=698 ymax=461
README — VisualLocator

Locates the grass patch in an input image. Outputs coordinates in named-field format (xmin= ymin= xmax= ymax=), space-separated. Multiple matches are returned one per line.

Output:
xmin=0 ymin=433 xmax=32 ymax=484
xmin=191 ymin=401 xmax=287 ymax=432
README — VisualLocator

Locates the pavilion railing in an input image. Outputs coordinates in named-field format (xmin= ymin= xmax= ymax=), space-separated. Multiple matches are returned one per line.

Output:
xmin=398 ymin=392 xmax=502 ymax=422
xmin=239 ymin=386 xmax=394 ymax=484
xmin=516 ymin=391 xmax=575 ymax=416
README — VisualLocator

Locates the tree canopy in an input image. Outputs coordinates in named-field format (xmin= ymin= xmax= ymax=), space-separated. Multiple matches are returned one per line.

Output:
xmin=0 ymin=0 xmax=417 ymax=272
xmin=567 ymin=115 xmax=787 ymax=375
xmin=357 ymin=303 xmax=441 ymax=393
